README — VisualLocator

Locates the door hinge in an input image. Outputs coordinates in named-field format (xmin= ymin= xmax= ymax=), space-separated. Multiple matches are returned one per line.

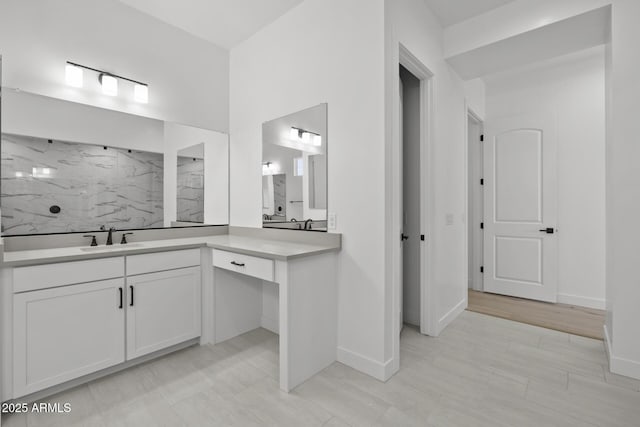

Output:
xmin=480 ymin=178 xmax=484 ymax=185
xmin=420 ymin=234 xmax=425 ymax=241
xmin=480 ymin=222 xmax=484 ymax=229
xmin=480 ymin=134 xmax=484 ymax=142
xmin=480 ymin=266 xmax=484 ymax=273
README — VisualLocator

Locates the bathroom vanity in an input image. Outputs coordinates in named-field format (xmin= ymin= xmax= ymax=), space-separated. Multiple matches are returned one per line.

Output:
xmin=0 ymin=227 xmax=340 ymax=402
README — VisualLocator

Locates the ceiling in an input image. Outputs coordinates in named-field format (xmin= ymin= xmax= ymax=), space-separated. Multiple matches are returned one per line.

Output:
xmin=117 ymin=0 xmax=303 ymax=49
xmin=446 ymin=6 xmax=610 ymax=79
xmin=422 ymin=0 xmax=517 ymax=27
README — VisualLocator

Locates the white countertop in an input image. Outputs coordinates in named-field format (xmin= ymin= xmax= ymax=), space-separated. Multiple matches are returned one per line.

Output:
xmin=1 ymin=233 xmax=341 ymax=267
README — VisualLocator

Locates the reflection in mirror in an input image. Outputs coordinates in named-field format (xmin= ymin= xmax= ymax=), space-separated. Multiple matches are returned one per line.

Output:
xmin=262 ymin=173 xmax=286 ymax=221
xmin=262 ymin=103 xmax=327 ymax=231
xmin=1 ymin=133 xmax=163 ymax=235
xmin=0 ymin=89 xmax=229 ymax=236
xmin=176 ymin=144 xmax=204 ymax=223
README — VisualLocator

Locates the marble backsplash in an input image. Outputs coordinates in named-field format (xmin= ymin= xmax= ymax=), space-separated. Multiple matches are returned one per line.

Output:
xmin=1 ymin=134 xmax=164 ymax=235
xmin=176 ymin=156 xmax=204 ymax=223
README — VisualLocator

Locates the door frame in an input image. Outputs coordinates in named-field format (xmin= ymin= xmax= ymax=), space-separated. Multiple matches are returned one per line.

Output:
xmin=467 ymin=109 xmax=484 ymax=292
xmin=391 ymin=44 xmax=435 ymax=373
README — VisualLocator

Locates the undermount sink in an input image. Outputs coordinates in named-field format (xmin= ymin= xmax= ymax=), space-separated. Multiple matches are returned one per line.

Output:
xmin=80 ymin=243 xmax=144 ymax=252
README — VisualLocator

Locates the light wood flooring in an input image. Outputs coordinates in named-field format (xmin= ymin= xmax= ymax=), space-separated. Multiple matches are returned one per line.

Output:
xmin=3 ymin=311 xmax=638 ymax=427
xmin=467 ymin=289 xmax=605 ymax=340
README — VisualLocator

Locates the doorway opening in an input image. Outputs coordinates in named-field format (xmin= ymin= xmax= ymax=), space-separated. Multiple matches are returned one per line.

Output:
xmin=392 ymin=45 xmax=435 ymax=376
xmin=467 ymin=111 xmax=483 ymax=292
xmin=400 ymin=65 xmax=421 ymax=330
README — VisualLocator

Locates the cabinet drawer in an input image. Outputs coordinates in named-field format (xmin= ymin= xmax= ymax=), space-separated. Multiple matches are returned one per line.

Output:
xmin=213 ymin=249 xmax=274 ymax=281
xmin=127 ymin=249 xmax=200 ymax=276
xmin=13 ymin=257 xmax=124 ymax=293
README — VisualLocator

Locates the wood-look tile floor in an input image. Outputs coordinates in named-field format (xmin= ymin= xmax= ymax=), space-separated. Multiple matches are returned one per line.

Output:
xmin=467 ymin=290 xmax=606 ymax=340
xmin=3 ymin=311 xmax=639 ymax=427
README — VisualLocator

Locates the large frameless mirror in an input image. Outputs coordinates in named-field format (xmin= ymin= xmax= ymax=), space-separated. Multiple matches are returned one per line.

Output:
xmin=0 ymin=89 xmax=229 ymax=236
xmin=262 ymin=103 xmax=327 ymax=231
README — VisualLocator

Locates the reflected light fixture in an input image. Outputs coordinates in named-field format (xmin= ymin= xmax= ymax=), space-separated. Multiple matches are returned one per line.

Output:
xmin=262 ymin=162 xmax=272 ymax=175
xmin=289 ymin=127 xmax=322 ymax=147
xmin=65 ymin=63 xmax=83 ymax=88
xmin=99 ymin=73 xmax=118 ymax=96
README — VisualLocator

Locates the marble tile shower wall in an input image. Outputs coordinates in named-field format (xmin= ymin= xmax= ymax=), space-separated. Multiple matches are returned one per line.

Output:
xmin=176 ymin=156 xmax=204 ymax=223
xmin=1 ymin=134 xmax=164 ymax=235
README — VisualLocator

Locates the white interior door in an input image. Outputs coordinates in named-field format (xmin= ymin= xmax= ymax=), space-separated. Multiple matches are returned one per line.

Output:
xmin=483 ymin=113 xmax=558 ymax=302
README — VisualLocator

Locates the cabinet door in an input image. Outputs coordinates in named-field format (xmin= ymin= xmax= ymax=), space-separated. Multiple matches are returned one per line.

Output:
xmin=13 ymin=279 xmax=125 ymax=397
xmin=126 ymin=267 xmax=201 ymax=359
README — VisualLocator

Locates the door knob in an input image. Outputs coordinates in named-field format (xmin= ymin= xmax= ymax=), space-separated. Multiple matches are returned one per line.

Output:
xmin=401 ymin=234 xmax=409 ymax=241
xmin=539 ymin=227 xmax=555 ymax=234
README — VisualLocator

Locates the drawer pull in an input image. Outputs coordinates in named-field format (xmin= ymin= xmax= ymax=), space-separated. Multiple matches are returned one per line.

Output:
xmin=230 ymin=261 xmax=245 ymax=267
xmin=118 ymin=287 xmax=123 ymax=309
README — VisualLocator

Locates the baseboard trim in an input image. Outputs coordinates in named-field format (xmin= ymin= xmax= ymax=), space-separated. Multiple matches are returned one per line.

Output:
xmin=260 ymin=315 xmax=278 ymax=334
xmin=603 ymin=324 xmax=640 ymax=380
xmin=437 ymin=298 xmax=467 ymax=335
xmin=337 ymin=347 xmax=394 ymax=381
xmin=557 ymin=293 xmax=605 ymax=310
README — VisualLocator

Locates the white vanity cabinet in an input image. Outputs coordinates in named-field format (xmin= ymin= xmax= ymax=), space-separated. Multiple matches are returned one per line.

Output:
xmin=12 ymin=259 xmax=126 ymax=397
xmin=125 ymin=249 xmax=202 ymax=359
xmin=7 ymin=249 xmax=203 ymax=399
xmin=211 ymin=246 xmax=338 ymax=392
xmin=125 ymin=267 xmax=201 ymax=359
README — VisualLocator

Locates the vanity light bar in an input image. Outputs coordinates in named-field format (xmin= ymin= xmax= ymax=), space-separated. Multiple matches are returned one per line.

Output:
xmin=65 ymin=61 xmax=149 ymax=103
xmin=290 ymin=127 xmax=322 ymax=147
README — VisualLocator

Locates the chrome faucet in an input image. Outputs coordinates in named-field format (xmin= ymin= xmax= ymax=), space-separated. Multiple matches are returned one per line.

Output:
xmin=304 ymin=219 xmax=312 ymax=230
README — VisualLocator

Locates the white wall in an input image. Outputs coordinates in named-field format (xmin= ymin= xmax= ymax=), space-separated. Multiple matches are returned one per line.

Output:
xmin=385 ymin=0 xmax=469 ymax=369
xmin=606 ymin=0 xmax=640 ymax=379
xmin=464 ymin=79 xmax=486 ymax=120
xmin=230 ymin=0 xmax=389 ymax=377
xmin=484 ymin=46 xmax=606 ymax=309
xmin=164 ymin=123 xmax=229 ymax=226
xmin=0 ymin=0 xmax=229 ymax=132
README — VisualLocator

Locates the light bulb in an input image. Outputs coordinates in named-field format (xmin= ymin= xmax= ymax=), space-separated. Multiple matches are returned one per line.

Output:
xmin=134 ymin=84 xmax=148 ymax=103
xmin=302 ymin=132 xmax=311 ymax=144
xmin=313 ymin=134 xmax=322 ymax=147
xmin=100 ymin=74 xmax=118 ymax=96
xmin=290 ymin=128 xmax=299 ymax=140
xmin=65 ymin=63 xmax=83 ymax=88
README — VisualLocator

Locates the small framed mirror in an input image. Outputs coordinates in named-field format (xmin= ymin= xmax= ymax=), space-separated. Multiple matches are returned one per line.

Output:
xmin=176 ymin=143 xmax=205 ymax=224
xmin=262 ymin=103 xmax=327 ymax=231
